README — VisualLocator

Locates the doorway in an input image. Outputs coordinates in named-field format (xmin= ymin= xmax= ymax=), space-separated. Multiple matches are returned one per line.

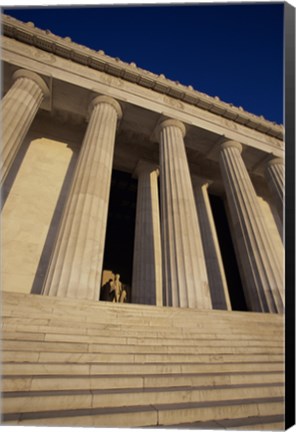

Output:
xmin=102 ymin=170 xmax=137 ymax=291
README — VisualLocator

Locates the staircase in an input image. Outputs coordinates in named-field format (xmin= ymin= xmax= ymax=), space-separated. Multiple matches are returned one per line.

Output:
xmin=1 ymin=291 xmax=284 ymax=429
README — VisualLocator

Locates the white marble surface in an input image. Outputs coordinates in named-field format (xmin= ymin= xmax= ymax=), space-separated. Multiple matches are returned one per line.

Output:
xmin=265 ymin=157 xmax=284 ymax=223
xmin=158 ymin=119 xmax=211 ymax=309
xmin=219 ymin=140 xmax=284 ymax=313
xmin=192 ymin=177 xmax=231 ymax=310
xmin=43 ymin=96 xmax=122 ymax=300
xmin=132 ymin=160 xmax=162 ymax=306
xmin=1 ymin=69 xmax=49 ymax=184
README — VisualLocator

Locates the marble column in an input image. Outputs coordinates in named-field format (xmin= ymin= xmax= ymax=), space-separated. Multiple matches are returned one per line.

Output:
xmin=157 ymin=119 xmax=212 ymax=309
xmin=1 ymin=69 xmax=49 ymax=185
xmin=219 ymin=140 xmax=284 ymax=313
xmin=265 ymin=157 xmax=284 ymax=223
xmin=43 ymin=95 xmax=122 ymax=300
xmin=192 ymin=177 xmax=231 ymax=310
xmin=132 ymin=160 xmax=162 ymax=306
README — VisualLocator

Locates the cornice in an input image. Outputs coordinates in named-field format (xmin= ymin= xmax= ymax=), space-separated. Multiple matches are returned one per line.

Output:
xmin=2 ymin=13 xmax=283 ymax=141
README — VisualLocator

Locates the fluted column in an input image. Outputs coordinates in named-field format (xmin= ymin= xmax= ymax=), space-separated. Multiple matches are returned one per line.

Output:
xmin=265 ymin=157 xmax=284 ymax=223
xmin=158 ymin=119 xmax=211 ymax=309
xmin=1 ymin=69 xmax=49 ymax=185
xmin=43 ymin=95 xmax=122 ymax=300
xmin=132 ymin=160 xmax=162 ymax=306
xmin=219 ymin=140 xmax=284 ymax=313
xmin=192 ymin=177 xmax=231 ymax=310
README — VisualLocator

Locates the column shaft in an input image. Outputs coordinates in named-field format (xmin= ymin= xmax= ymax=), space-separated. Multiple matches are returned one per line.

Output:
xmin=1 ymin=69 xmax=49 ymax=185
xmin=159 ymin=119 xmax=211 ymax=309
xmin=43 ymin=96 xmax=122 ymax=301
xmin=265 ymin=158 xmax=284 ymax=223
xmin=192 ymin=179 xmax=231 ymax=310
xmin=132 ymin=162 xmax=162 ymax=306
xmin=219 ymin=141 xmax=284 ymax=313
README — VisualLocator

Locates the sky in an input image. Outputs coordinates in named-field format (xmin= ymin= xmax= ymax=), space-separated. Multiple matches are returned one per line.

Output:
xmin=3 ymin=3 xmax=284 ymax=124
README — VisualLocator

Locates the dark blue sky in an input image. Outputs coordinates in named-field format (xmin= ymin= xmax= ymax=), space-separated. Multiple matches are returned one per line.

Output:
xmin=4 ymin=4 xmax=284 ymax=124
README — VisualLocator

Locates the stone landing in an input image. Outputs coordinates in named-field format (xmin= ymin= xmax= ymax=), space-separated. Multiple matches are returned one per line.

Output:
xmin=1 ymin=291 xmax=284 ymax=429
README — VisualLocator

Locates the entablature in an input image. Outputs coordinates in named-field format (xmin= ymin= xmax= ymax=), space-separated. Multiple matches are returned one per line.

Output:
xmin=2 ymin=13 xmax=283 ymax=142
xmin=2 ymin=14 xmax=284 ymax=182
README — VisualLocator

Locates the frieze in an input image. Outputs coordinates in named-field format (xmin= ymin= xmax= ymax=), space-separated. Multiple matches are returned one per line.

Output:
xmin=163 ymin=95 xmax=184 ymax=110
xmin=33 ymin=47 xmax=56 ymax=64
xmin=100 ymin=73 xmax=124 ymax=88
xmin=220 ymin=117 xmax=238 ymax=130
xmin=2 ymin=36 xmax=56 ymax=64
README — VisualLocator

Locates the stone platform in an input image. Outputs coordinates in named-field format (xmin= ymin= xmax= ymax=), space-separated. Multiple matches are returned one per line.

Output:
xmin=1 ymin=291 xmax=284 ymax=429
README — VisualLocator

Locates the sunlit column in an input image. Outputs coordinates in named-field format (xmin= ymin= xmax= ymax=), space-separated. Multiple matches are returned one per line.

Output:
xmin=43 ymin=95 xmax=122 ymax=300
xmin=158 ymin=119 xmax=211 ymax=309
xmin=192 ymin=177 xmax=231 ymax=310
xmin=1 ymin=69 xmax=49 ymax=185
xmin=132 ymin=160 xmax=162 ymax=306
xmin=265 ymin=157 xmax=284 ymax=223
xmin=219 ymin=140 xmax=284 ymax=313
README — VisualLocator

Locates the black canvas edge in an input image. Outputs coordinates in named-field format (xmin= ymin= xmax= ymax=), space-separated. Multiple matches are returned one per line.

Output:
xmin=285 ymin=1 xmax=296 ymax=429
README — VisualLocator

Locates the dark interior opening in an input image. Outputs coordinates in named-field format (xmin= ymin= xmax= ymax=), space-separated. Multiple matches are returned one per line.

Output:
xmin=209 ymin=194 xmax=248 ymax=311
xmin=102 ymin=169 xmax=137 ymax=289
xmin=103 ymin=175 xmax=248 ymax=311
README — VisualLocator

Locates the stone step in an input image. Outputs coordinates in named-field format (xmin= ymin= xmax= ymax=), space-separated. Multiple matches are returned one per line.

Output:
xmin=2 ymin=371 xmax=284 ymax=393
xmin=2 ymin=383 xmax=284 ymax=415
xmin=1 ymin=323 xmax=284 ymax=342
xmin=167 ymin=414 xmax=284 ymax=430
xmin=1 ymin=323 xmax=283 ymax=345
xmin=1 ymin=338 xmax=283 ymax=356
xmin=3 ymin=313 xmax=283 ymax=328
xmin=2 ymin=309 xmax=283 ymax=334
xmin=2 ymin=397 xmax=284 ymax=427
xmin=1 ymin=326 xmax=283 ymax=348
xmin=2 ymin=292 xmax=284 ymax=429
xmin=1 ymin=317 xmax=282 ymax=345
xmin=3 ymin=291 xmax=283 ymax=321
xmin=229 ymin=421 xmax=284 ymax=430
xmin=2 ymin=296 xmax=283 ymax=326
xmin=2 ymin=348 xmax=284 ymax=365
xmin=4 ymin=335 xmax=283 ymax=352
xmin=3 ymin=361 xmax=284 ymax=376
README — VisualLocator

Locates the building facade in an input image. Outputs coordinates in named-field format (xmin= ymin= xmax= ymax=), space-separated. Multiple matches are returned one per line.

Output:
xmin=1 ymin=14 xmax=284 ymax=313
xmin=1 ymin=14 xmax=285 ymax=428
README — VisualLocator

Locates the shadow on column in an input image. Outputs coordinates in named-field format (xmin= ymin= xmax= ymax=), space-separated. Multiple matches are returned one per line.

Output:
xmin=209 ymin=194 xmax=248 ymax=312
xmin=1 ymin=134 xmax=33 ymax=210
xmin=30 ymin=144 xmax=78 ymax=294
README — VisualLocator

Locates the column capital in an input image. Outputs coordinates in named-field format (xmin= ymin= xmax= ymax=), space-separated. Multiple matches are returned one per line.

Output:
xmin=156 ymin=118 xmax=186 ymax=140
xmin=133 ymin=159 xmax=159 ymax=179
xmin=12 ymin=69 xmax=49 ymax=98
xmin=220 ymin=140 xmax=243 ymax=153
xmin=266 ymin=156 xmax=284 ymax=167
xmin=89 ymin=95 xmax=122 ymax=120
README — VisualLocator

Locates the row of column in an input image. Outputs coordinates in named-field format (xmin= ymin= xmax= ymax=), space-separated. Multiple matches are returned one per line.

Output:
xmin=1 ymin=69 xmax=284 ymax=313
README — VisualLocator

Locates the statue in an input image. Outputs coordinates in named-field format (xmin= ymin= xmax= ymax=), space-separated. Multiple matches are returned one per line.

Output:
xmin=119 ymin=286 xmax=127 ymax=303
xmin=110 ymin=273 xmax=122 ymax=303
xmin=100 ymin=271 xmax=129 ymax=303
